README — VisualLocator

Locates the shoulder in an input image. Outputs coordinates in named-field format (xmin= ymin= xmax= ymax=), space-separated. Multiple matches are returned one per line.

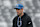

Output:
xmin=13 ymin=16 xmax=18 ymax=21
xmin=24 ymin=13 xmax=31 ymax=20
xmin=24 ymin=13 xmax=31 ymax=18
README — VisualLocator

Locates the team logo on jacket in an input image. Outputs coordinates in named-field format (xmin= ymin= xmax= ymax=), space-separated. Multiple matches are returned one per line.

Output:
xmin=28 ymin=22 xmax=31 ymax=24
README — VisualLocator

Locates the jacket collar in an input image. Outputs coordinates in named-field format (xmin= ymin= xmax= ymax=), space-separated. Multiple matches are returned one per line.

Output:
xmin=17 ymin=13 xmax=27 ymax=18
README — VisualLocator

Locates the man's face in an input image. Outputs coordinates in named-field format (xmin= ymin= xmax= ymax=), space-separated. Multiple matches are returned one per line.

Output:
xmin=16 ymin=9 xmax=23 ymax=16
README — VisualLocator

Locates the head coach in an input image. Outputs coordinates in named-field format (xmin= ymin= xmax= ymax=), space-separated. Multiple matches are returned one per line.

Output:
xmin=12 ymin=4 xmax=33 ymax=27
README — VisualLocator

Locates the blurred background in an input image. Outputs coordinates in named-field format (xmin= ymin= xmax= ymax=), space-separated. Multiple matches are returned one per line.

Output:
xmin=0 ymin=0 xmax=40 ymax=27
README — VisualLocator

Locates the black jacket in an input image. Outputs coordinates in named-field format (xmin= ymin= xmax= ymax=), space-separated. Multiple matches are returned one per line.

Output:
xmin=12 ymin=13 xmax=33 ymax=27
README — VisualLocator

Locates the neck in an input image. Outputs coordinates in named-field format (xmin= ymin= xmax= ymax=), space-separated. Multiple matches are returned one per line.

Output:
xmin=19 ymin=13 xmax=24 ymax=17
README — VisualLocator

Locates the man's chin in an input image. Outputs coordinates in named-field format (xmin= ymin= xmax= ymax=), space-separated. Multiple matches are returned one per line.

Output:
xmin=17 ymin=14 xmax=20 ymax=16
xmin=17 ymin=14 xmax=19 ymax=15
xmin=17 ymin=13 xmax=19 ymax=15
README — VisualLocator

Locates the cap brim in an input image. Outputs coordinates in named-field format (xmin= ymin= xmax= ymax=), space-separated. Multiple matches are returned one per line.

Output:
xmin=14 ymin=7 xmax=22 ymax=9
xmin=14 ymin=8 xmax=21 ymax=9
xmin=14 ymin=8 xmax=18 ymax=9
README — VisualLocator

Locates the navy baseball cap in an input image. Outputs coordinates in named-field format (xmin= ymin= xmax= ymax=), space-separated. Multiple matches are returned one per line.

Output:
xmin=14 ymin=4 xmax=24 ymax=9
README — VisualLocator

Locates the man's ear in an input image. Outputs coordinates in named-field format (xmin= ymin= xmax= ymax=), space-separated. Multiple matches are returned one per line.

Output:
xmin=21 ymin=8 xmax=23 ymax=12
xmin=21 ymin=8 xmax=23 ymax=10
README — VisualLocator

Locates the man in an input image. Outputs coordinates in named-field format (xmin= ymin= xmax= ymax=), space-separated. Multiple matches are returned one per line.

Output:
xmin=12 ymin=4 xmax=33 ymax=27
